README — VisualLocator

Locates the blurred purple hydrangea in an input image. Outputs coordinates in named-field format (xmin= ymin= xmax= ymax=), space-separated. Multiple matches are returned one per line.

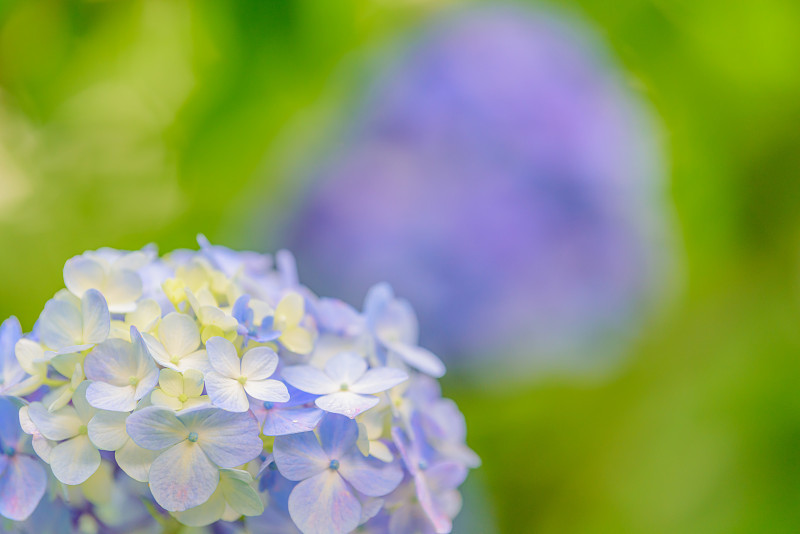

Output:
xmin=279 ymin=5 xmax=674 ymax=377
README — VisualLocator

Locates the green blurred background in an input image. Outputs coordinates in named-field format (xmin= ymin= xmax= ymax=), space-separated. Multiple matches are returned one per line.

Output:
xmin=1 ymin=0 xmax=800 ymax=532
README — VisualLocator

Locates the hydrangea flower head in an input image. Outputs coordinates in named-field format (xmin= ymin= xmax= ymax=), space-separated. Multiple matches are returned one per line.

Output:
xmin=0 ymin=238 xmax=477 ymax=532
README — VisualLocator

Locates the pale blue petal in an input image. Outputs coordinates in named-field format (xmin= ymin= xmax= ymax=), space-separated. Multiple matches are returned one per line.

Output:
xmin=0 ymin=455 xmax=47 ymax=521
xmin=315 ymin=391 xmax=379 ymax=419
xmin=148 ymin=440 xmax=220 ymax=512
xmin=0 ymin=317 xmax=23 ymax=388
xmin=84 ymin=339 xmax=137 ymax=386
xmin=81 ymin=289 xmax=111 ymax=345
xmin=338 ymin=451 xmax=403 ymax=497
xmin=0 ymin=397 xmax=21 ymax=446
xmin=288 ymin=470 xmax=361 ymax=534
xmin=416 ymin=470 xmax=452 ymax=534
xmin=126 ymin=406 xmax=187 ymax=450
xmin=323 ymin=352 xmax=367 ymax=385
xmin=282 ymin=365 xmax=337 ymax=395
xmin=318 ymin=414 xmax=359 ymax=459
xmin=49 ymin=435 xmax=101 ymax=485
xmin=350 ymin=367 xmax=409 ymax=395
xmin=189 ymin=408 xmax=263 ymax=468
xmin=273 ymin=432 xmax=328 ymax=481
xmin=262 ymin=407 xmax=323 ymax=436
xmin=426 ymin=461 xmax=468 ymax=493
xmin=204 ymin=371 xmax=249 ymax=412
xmin=86 ymin=382 xmax=137 ymax=412
xmin=384 ymin=341 xmax=446 ymax=378
xmin=363 ymin=283 xmax=393 ymax=330
xmin=388 ymin=503 xmax=435 ymax=534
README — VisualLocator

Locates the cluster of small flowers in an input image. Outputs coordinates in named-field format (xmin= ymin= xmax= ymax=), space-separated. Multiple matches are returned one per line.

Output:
xmin=0 ymin=237 xmax=479 ymax=534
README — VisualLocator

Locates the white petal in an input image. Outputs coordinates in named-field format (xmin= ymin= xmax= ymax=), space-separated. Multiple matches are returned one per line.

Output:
xmin=116 ymin=439 xmax=160 ymax=483
xmin=126 ymin=299 xmax=161 ymax=332
xmin=240 ymin=347 xmax=279 ymax=380
xmin=159 ymin=313 xmax=201 ymax=358
xmin=49 ymin=435 xmax=101 ymax=485
xmin=86 ymin=382 xmax=137 ymax=412
xmin=244 ymin=379 xmax=290 ymax=403
xmin=27 ymin=403 xmax=81 ymax=441
xmin=88 ymin=411 xmax=129 ymax=450
xmin=205 ymin=337 xmax=241 ymax=378
xmin=350 ymin=368 xmax=409 ymax=395
xmin=39 ymin=299 xmax=82 ymax=350
xmin=81 ymin=289 xmax=111 ymax=345
xmin=149 ymin=441 xmax=220 ymax=512
xmin=141 ymin=333 xmax=173 ymax=368
xmin=282 ymin=365 xmax=338 ymax=395
xmin=204 ymin=372 xmax=249 ymax=413
xmin=64 ymin=256 xmax=105 ymax=298
xmin=315 ymin=392 xmax=379 ymax=419
xmin=324 ymin=352 xmax=367 ymax=385
xmin=14 ymin=339 xmax=46 ymax=375
xmin=175 ymin=350 xmax=211 ymax=374
xmin=102 ymin=269 xmax=143 ymax=313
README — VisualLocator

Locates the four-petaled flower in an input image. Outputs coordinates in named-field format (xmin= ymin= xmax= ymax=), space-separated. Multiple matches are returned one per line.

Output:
xmin=283 ymin=352 xmax=408 ymax=418
xmin=126 ymin=405 xmax=264 ymax=511
xmin=38 ymin=289 xmax=110 ymax=354
xmin=27 ymin=382 xmax=100 ymax=485
xmin=204 ymin=337 xmax=289 ymax=412
xmin=84 ymin=327 xmax=159 ymax=412
xmin=274 ymin=414 xmax=403 ymax=534
xmin=141 ymin=312 xmax=209 ymax=373
xmin=150 ymin=368 xmax=209 ymax=411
